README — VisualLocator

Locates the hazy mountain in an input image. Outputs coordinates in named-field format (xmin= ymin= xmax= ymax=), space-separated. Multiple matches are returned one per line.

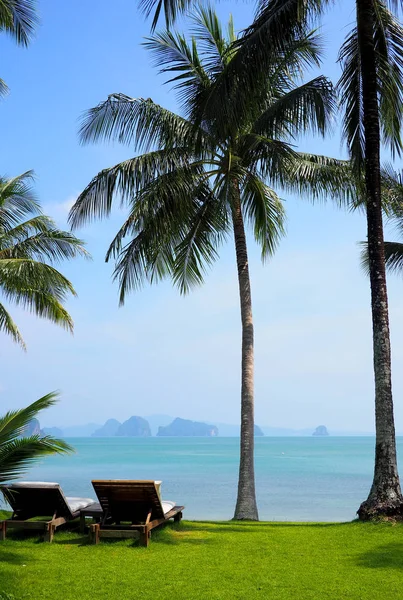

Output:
xmin=92 ymin=419 xmax=121 ymax=437
xmin=144 ymin=414 xmax=174 ymax=436
xmin=116 ymin=416 xmax=151 ymax=437
xmin=158 ymin=418 xmax=218 ymax=437
xmin=42 ymin=426 xmax=63 ymax=437
xmin=21 ymin=418 xmax=42 ymax=437
xmin=62 ymin=423 xmax=101 ymax=437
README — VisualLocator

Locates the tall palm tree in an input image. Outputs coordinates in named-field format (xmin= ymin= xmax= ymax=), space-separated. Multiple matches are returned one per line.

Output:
xmin=0 ymin=171 xmax=88 ymax=349
xmin=0 ymin=0 xmax=38 ymax=97
xmin=141 ymin=0 xmax=403 ymax=520
xmin=338 ymin=1 xmax=403 ymax=519
xmin=0 ymin=392 xmax=73 ymax=489
xmin=70 ymin=8 xmax=349 ymax=520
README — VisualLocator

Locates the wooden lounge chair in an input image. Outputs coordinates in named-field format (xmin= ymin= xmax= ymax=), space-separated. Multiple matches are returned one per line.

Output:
xmin=0 ymin=481 xmax=95 ymax=542
xmin=90 ymin=480 xmax=184 ymax=547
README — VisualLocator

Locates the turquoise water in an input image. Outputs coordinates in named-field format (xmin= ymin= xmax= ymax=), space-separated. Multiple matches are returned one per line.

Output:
xmin=19 ymin=436 xmax=396 ymax=521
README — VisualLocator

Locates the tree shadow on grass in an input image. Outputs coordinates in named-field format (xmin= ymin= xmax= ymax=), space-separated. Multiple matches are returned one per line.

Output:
xmin=0 ymin=547 xmax=31 ymax=600
xmin=53 ymin=535 xmax=89 ymax=546
xmin=0 ymin=548 xmax=30 ymax=565
xmin=356 ymin=542 xmax=403 ymax=570
xmin=179 ymin=521 xmax=353 ymax=535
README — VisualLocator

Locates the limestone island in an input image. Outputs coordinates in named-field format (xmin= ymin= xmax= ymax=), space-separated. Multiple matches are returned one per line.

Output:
xmin=312 ymin=425 xmax=329 ymax=436
xmin=157 ymin=417 xmax=218 ymax=437
xmin=116 ymin=416 xmax=151 ymax=437
xmin=92 ymin=418 xmax=121 ymax=437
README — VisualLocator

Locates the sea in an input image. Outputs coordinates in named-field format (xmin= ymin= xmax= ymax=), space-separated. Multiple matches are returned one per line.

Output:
xmin=16 ymin=436 xmax=399 ymax=522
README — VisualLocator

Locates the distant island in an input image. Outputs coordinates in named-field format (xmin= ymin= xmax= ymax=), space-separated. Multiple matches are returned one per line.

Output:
xmin=157 ymin=418 xmax=218 ymax=437
xmin=92 ymin=417 xmax=151 ymax=437
xmin=116 ymin=416 xmax=151 ymax=437
xmin=254 ymin=425 xmax=264 ymax=437
xmin=36 ymin=416 xmax=377 ymax=438
xmin=92 ymin=419 xmax=121 ymax=437
xmin=21 ymin=418 xmax=42 ymax=437
xmin=312 ymin=426 xmax=329 ymax=437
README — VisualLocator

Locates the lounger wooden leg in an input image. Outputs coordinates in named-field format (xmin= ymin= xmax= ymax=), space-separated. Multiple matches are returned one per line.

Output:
xmin=139 ymin=526 xmax=149 ymax=548
xmin=174 ymin=511 xmax=182 ymax=523
xmin=44 ymin=523 xmax=55 ymax=543
xmin=80 ymin=513 xmax=86 ymax=534
xmin=0 ymin=521 xmax=6 ymax=541
xmin=90 ymin=523 xmax=100 ymax=545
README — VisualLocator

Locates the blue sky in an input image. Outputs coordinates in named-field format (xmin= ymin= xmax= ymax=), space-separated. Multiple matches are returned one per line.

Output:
xmin=1 ymin=0 xmax=402 ymax=432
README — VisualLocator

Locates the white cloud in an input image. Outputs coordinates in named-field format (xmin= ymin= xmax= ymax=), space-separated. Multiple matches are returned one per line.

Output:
xmin=42 ymin=195 xmax=77 ymax=224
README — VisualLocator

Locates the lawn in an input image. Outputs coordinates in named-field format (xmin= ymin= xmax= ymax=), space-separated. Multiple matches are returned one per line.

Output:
xmin=0 ymin=513 xmax=402 ymax=600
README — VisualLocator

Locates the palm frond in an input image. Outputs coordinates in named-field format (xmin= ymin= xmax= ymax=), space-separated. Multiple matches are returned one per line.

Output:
xmin=190 ymin=5 xmax=235 ymax=72
xmin=0 ymin=171 xmax=40 ymax=231
xmin=380 ymin=163 xmax=403 ymax=217
xmin=360 ymin=240 xmax=403 ymax=275
xmin=0 ymin=392 xmax=61 ymax=446
xmin=111 ymin=165 xmax=207 ymax=303
xmin=0 ymin=228 xmax=88 ymax=263
xmin=373 ymin=2 xmax=403 ymax=157
xmin=0 ymin=78 xmax=8 ymax=97
xmin=69 ymin=149 xmax=193 ymax=229
xmin=0 ymin=0 xmax=38 ymax=46
xmin=0 ymin=302 xmax=25 ymax=348
xmin=172 ymin=185 xmax=229 ymax=293
xmin=242 ymin=174 xmax=286 ymax=259
xmin=0 ymin=436 xmax=73 ymax=485
xmin=252 ymin=76 xmax=335 ymax=140
xmin=79 ymin=94 xmax=204 ymax=152
xmin=337 ymin=26 xmax=364 ymax=175
xmin=139 ymin=0 xmax=191 ymax=31
xmin=143 ymin=30 xmax=211 ymax=112
xmin=277 ymin=152 xmax=357 ymax=206
xmin=0 ymin=259 xmax=76 ymax=331
xmin=239 ymin=135 xmax=297 ymax=181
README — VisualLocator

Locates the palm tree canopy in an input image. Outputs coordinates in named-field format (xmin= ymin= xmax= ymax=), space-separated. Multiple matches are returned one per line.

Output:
xmin=0 ymin=0 xmax=38 ymax=97
xmin=0 ymin=171 xmax=89 ymax=348
xmin=337 ymin=2 xmax=403 ymax=175
xmin=0 ymin=0 xmax=37 ymax=45
xmin=0 ymin=391 xmax=73 ymax=487
xmin=139 ymin=0 xmax=403 ymax=160
xmin=70 ymin=7 xmax=352 ymax=303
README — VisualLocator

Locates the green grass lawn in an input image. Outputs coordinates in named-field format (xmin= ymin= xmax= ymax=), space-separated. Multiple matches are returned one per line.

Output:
xmin=0 ymin=512 xmax=402 ymax=600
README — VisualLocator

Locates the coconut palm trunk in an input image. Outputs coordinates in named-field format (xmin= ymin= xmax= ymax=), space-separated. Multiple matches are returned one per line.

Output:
xmin=232 ymin=182 xmax=259 ymax=521
xmin=356 ymin=0 xmax=403 ymax=519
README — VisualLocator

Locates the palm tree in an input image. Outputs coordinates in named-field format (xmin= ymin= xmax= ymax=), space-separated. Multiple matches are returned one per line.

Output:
xmin=0 ymin=171 xmax=88 ymax=349
xmin=70 ymin=8 xmax=349 ymax=520
xmin=338 ymin=2 xmax=403 ymax=519
xmin=141 ymin=0 xmax=403 ymax=520
xmin=0 ymin=391 xmax=73 ymax=489
xmin=0 ymin=0 xmax=38 ymax=97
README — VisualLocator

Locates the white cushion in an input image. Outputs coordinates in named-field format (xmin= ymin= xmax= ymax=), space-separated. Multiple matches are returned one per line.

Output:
xmin=10 ymin=481 xmax=59 ymax=488
xmin=161 ymin=500 xmax=176 ymax=515
xmin=66 ymin=497 xmax=95 ymax=513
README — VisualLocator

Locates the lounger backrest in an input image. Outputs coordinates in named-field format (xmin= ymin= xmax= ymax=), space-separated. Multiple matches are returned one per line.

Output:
xmin=92 ymin=480 xmax=165 ymax=522
xmin=1 ymin=482 xmax=74 ymax=519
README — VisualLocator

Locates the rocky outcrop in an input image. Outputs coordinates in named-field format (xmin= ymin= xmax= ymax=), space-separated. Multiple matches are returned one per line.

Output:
xmin=312 ymin=425 xmax=329 ymax=436
xmin=116 ymin=416 xmax=151 ymax=437
xmin=254 ymin=425 xmax=264 ymax=436
xmin=92 ymin=419 xmax=121 ymax=437
xmin=157 ymin=418 xmax=218 ymax=437
xmin=21 ymin=418 xmax=42 ymax=437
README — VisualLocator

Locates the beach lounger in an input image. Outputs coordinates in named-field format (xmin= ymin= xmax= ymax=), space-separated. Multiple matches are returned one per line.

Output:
xmin=0 ymin=481 xmax=95 ymax=542
xmin=90 ymin=480 xmax=184 ymax=547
